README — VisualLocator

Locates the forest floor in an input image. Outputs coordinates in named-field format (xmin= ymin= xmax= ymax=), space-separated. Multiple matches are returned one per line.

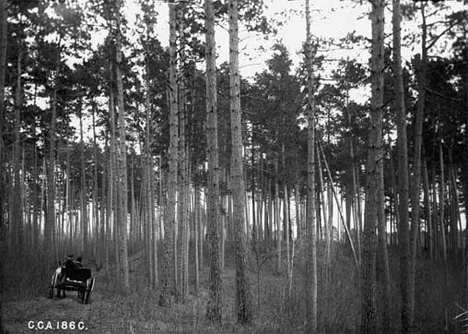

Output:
xmin=3 ymin=246 xmax=284 ymax=334
xmin=3 ymin=243 xmax=468 ymax=333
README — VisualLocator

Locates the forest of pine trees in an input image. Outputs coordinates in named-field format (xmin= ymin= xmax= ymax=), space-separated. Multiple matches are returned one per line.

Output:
xmin=1 ymin=0 xmax=468 ymax=333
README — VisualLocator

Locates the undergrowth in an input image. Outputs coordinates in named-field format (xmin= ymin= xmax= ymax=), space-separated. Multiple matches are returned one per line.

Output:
xmin=3 ymin=241 xmax=467 ymax=333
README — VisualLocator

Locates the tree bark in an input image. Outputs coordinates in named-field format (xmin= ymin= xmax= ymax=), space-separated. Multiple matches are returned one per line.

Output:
xmin=360 ymin=0 xmax=384 ymax=332
xmin=439 ymin=145 xmax=447 ymax=264
xmin=393 ymin=0 xmax=411 ymax=331
xmin=45 ymin=47 xmax=60 ymax=263
xmin=79 ymin=103 xmax=88 ymax=255
xmin=0 ymin=0 xmax=7 ymax=240
xmin=305 ymin=0 xmax=317 ymax=330
xmin=229 ymin=0 xmax=253 ymax=323
xmin=13 ymin=49 xmax=23 ymax=251
xmin=0 ymin=1 xmax=7 ymax=329
xmin=274 ymin=160 xmax=281 ymax=272
xmin=205 ymin=0 xmax=222 ymax=323
xmin=422 ymin=159 xmax=433 ymax=259
xmin=115 ymin=1 xmax=130 ymax=292
xmin=409 ymin=3 xmax=428 ymax=326
xmin=160 ymin=2 xmax=179 ymax=306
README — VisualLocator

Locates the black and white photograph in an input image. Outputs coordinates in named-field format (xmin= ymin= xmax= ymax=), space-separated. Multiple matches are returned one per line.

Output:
xmin=1 ymin=0 xmax=468 ymax=333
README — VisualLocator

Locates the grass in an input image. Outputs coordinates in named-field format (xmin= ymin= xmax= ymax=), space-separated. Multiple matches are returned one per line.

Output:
xmin=2 ymin=240 xmax=467 ymax=333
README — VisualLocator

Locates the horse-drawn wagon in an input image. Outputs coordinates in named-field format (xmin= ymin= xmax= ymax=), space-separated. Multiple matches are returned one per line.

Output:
xmin=49 ymin=256 xmax=95 ymax=304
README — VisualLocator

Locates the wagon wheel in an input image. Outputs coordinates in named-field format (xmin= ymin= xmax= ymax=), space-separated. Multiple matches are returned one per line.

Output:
xmin=49 ymin=272 xmax=57 ymax=299
xmin=84 ymin=278 xmax=95 ymax=304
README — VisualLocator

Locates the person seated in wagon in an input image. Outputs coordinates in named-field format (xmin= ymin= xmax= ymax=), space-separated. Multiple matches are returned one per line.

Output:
xmin=63 ymin=253 xmax=91 ymax=282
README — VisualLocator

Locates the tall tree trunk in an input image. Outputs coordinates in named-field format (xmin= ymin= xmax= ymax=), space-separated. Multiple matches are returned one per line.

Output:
xmin=251 ymin=127 xmax=256 ymax=243
xmin=409 ymin=3 xmax=428 ymax=326
xmin=448 ymin=152 xmax=459 ymax=254
xmin=393 ymin=0 xmax=411 ymax=331
xmin=194 ymin=183 xmax=201 ymax=293
xmin=205 ymin=0 xmax=222 ymax=323
xmin=377 ymin=155 xmax=390 ymax=333
xmin=115 ymin=2 xmax=130 ymax=292
xmin=160 ymin=2 xmax=179 ymax=306
xmin=422 ymin=159 xmax=433 ymax=259
xmin=0 ymin=1 xmax=7 ymax=329
xmin=360 ymin=0 xmax=384 ymax=332
xmin=144 ymin=71 xmax=157 ymax=287
xmin=439 ymin=145 xmax=447 ymax=264
xmin=0 ymin=0 xmax=7 ymax=239
xmin=431 ymin=164 xmax=439 ymax=259
xmin=108 ymin=70 xmax=118 ymax=277
xmin=465 ymin=46 xmax=468 ymax=309
xmin=92 ymin=104 xmax=100 ymax=267
xmin=305 ymin=0 xmax=317 ymax=330
xmin=282 ymin=144 xmax=290 ymax=277
xmin=45 ymin=47 xmax=60 ymax=263
xmin=178 ymin=74 xmax=189 ymax=298
xmin=79 ymin=103 xmax=88 ymax=255
xmin=229 ymin=0 xmax=252 ymax=323
xmin=274 ymin=160 xmax=281 ymax=272
xmin=13 ymin=50 xmax=23 ymax=251
xmin=389 ymin=153 xmax=399 ymax=246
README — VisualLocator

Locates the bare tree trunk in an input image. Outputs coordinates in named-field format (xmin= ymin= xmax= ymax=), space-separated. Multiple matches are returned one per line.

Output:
xmin=79 ymin=103 xmax=88 ymax=255
xmin=274 ymin=160 xmax=281 ymax=272
xmin=389 ymin=154 xmax=398 ymax=246
xmin=92 ymin=104 xmax=101 ymax=267
xmin=160 ymin=2 xmax=179 ymax=306
xmin=422 ymin=159 xmax=433 ymax=259
xmin=360 ymin=0 xmax=384 ymax=332
xmin=178 ymin=76 xmax=189 ymax=298
xmin=45 ymin=48 xmax=60 ymax=263
xmin=229 ymin=0 xmax=252 ymax=323
xmin=305 ymin=0 xmax=317 ymax=330
xmin=13 ymin=49 xmax=23 ymax=251
xmin=317 ymin=144 xmax=331 ymax=289
xmin=393 ymin=0 xmax=411 ymax=331
xmin=282 ymin=145 xmax=290 ymax=278
xmin=439 ymin=145 xmax=447 ymax=264
xmin=409 ymin=4 xmax=428 ymax=326
xmin=448 ymin=152 xmax=459 ymax=254
xmin=465 ymin=47 xmax=468 ymax=309
xmin=144 ymin=73 xmax=156 ymax=287
xmin=0 ymin=2 xmax=7 ymax=268
xmin=115 ymin=2 xmax=129 ymax=292
xmin=377 ymin=155 xmax=390 ymax=333
xmin=194 ymin=183 xmax=201 ymax=293
xmin=266 ymin=178 xmax=272 ymax=244
xmin=431 ymin=165 xmax=439 ymax=259
xmin=108 ymin=76 xmax=118 ymax=276
xmin=295 ymin=181 xmax=301 ymax=241
xmin=251 ymin=128 xmax=256 ymax=243
xmin=205 ymin=0 xmax=222 ymax=323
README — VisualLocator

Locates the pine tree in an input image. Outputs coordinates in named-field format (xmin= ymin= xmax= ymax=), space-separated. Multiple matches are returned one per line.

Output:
xmin=360 ymin=0 xmax=384 ymax=332
xmin=393 ymin=0 xmax=411 ymax=332
xmin=305 ymin=0 xmax=317 ymax=331
xmin=160 ymin=2 xmax=179 ymax=306
xmin=205 ymin=0 xmax=222 ymax=323
xmin=229 ymin=0 xmax=252 ymax=324
xmin=115 ymin=0 xmax=130 ymax=293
